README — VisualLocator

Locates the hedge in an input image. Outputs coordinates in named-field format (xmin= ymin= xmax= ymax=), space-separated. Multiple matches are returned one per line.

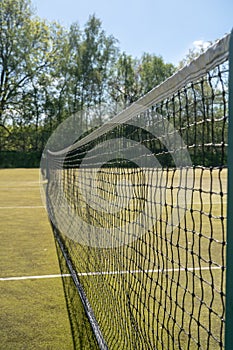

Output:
xmin=0 ymin=151 xmax=42 ymax=168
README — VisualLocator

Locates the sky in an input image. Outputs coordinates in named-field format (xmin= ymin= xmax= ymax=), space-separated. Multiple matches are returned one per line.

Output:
xmin=32 ymin=0 xmax=233 ymax=65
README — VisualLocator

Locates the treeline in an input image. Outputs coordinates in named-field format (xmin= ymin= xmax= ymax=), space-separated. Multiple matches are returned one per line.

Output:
xmin=0 ymin=0 xmax=175 ymax=166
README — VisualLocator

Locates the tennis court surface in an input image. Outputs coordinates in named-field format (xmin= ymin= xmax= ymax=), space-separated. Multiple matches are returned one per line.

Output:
xmin=0 ymin=169 xmax=97 ymax=350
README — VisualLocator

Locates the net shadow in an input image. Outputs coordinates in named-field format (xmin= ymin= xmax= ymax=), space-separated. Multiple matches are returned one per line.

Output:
xmin=55 ymin=239 xmax=99 ymax=350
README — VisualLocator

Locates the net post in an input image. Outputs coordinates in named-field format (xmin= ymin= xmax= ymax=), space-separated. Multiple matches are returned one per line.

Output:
xmin=225 ymin=28 xmax=233 ymax=350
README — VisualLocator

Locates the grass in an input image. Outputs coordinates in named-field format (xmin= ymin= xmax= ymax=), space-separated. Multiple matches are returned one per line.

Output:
xmin=0 ymin=280 xmax=72 ymax=350
xmin=0 ymin=168 xmax=97 ymax=350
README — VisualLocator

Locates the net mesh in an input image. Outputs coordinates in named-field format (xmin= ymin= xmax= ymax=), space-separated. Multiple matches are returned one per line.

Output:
xmin=43 ymin=34 xmax=230 ymax=350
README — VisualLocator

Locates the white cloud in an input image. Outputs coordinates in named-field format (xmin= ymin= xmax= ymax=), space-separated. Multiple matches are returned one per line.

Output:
xmin=174 ymin=40 xmax=212 ymax=67
xmin=192 ymin=40 xmax=211 ymax=51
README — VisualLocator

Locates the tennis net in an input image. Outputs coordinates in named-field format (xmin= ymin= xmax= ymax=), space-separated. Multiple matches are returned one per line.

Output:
xmin=42 ymin=32 xmax=232 ymax=349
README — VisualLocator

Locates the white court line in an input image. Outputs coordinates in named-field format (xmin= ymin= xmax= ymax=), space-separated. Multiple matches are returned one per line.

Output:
xmin=0 ymin=266 xmax=223 ymax=281
xmin=0 ymin=274 xmax=71 ymax=281
xmin=77 ymin=265 xmax=222 ymax=276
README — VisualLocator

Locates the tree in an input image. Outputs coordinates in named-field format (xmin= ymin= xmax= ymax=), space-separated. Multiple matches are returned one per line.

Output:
xmin=0 ymin=0 xmax=55 ymax=150
xmin=66 ymin=15 xmax=118 ymax=128
xmin=109 ymin=52 xmax=140 ymax=110
xmin=0 ymin=3 xmax=177 ymax=164
xmin=139 ymin=53 xmax=175 ymax=94
xmin=109 ymin=52 xmax=175 ymax=111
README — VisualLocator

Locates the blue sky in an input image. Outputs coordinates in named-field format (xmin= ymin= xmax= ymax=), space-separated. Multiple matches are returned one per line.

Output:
xmin=32 ymin=0 xmax=232 ymax=65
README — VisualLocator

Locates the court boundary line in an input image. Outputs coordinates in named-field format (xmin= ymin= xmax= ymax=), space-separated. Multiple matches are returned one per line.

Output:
xmin=0 ymin=266 xmax=222 ymax=281
xmin=77 ymin=265 xmax=222 ymax=276
xmin=0 ymin=274 xmax=71 ymax=281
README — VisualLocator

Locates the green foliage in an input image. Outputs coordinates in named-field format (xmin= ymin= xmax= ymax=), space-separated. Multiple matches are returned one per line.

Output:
xmin=0 ymin=0 xmax=177 ymax=167
xmin=109 ymin=53 xmax=139 ymax=108
xmin=139 ymin=53 xmax=175 ymax=93
xmin=108 ymin=52 xmax=175 ymax=110
xmin=0 ymin=151 xmax=41 ymax=168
